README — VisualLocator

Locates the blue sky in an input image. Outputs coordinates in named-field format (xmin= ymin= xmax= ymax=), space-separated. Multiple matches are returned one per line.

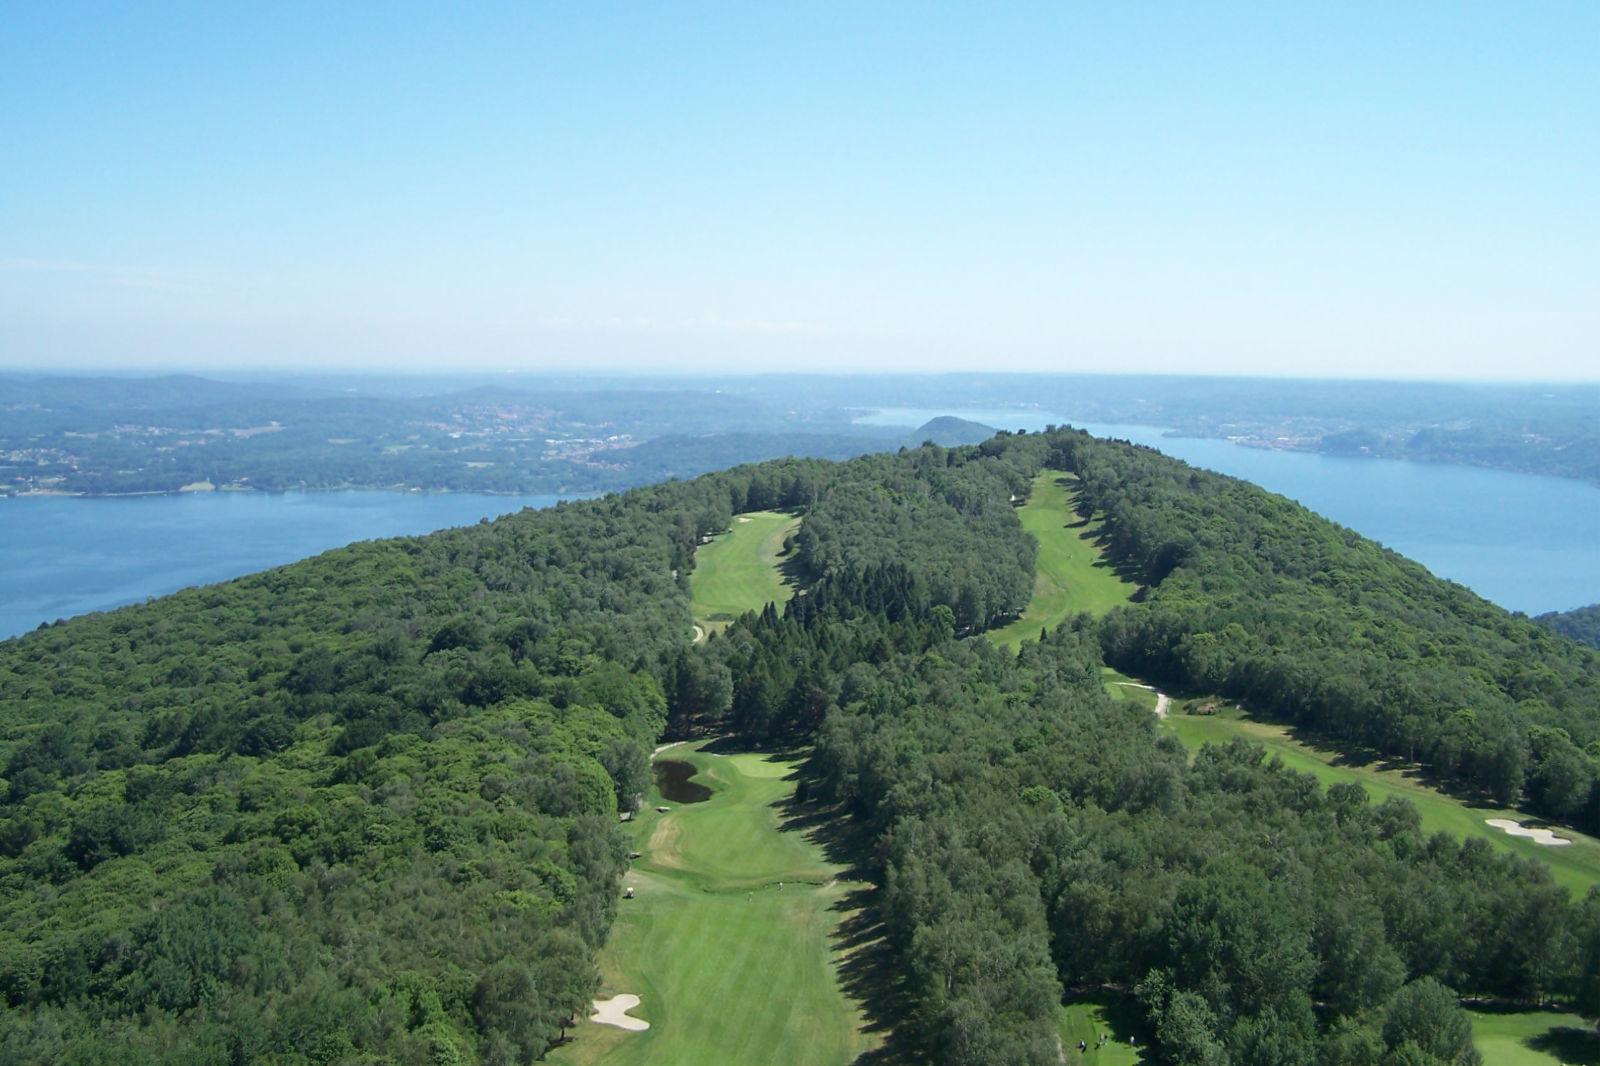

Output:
xmin=2 ymin=3 xmax=1596 ymax=379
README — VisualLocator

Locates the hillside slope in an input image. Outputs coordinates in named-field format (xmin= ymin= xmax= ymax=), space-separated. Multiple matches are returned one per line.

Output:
xmin=0 ymin=459 xmax=833 ymax=1061
xmin=3 ymin=429 xmax=1599 ymax=1063
xmin=1049 ymin=429 xmax=1600 ymax=830
xmin=1538 ymin=604 xmax=1600 ymax=650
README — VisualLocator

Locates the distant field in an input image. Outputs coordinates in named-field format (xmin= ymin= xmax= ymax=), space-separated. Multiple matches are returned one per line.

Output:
xmin=988 ymin=471 xmax=1137 ymax=650
xmin=1468 ymin=1007 xmax=1600 ymax=1064
xmin=550 ymin=743 xmax=874 ymax=1066
xmin=689 ymin=511 xmax=801 ymax=636
xmin=1163 ymin=706 xmax=1600 ymax=896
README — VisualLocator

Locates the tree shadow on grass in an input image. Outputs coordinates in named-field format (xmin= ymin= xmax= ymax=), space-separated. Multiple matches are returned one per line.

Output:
xmin=1263 ymin=713 xmax=1505 ymax=806
xmin=832 ymin=884 xmax=925 ymax=1065
xmin=777 ymin=550 xmax=811 ymax=591
xmin=699 ymin=733 xmax=810 ymax=762
xmin=1526 ymin=1023 xmax=1600 ymax=1063
xmin=775 ymin=778 xmax=922 ymax=1064
xmin=1055 ymin=991 xmax=1156 ymax=1064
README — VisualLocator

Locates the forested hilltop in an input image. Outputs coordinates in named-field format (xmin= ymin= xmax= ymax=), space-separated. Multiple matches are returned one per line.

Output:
xmin=0 ymin=456 xmax=839 ymax=1061
xmin=1539 ymin=605 xmax=1600 ymax=650
xmin=4 ymin=428 xmax=1600 ymax=1063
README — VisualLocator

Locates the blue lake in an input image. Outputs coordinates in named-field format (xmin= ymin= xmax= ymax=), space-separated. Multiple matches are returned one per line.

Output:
xmin=4 ymin=416 xmax=1599 ymax=640
xmin=0 ymin=491 xmax=570 ymax=640
xmin=859 ymin=407 xmax=1600 ymax=616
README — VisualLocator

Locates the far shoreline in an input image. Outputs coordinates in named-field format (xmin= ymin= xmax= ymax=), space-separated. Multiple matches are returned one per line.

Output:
xmin=2 ymin=484 xmax=593 ymax=501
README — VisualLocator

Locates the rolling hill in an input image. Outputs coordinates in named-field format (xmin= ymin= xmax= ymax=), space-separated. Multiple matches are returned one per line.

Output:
xmin=3 ymin=429 xmax=1598 ymax=1063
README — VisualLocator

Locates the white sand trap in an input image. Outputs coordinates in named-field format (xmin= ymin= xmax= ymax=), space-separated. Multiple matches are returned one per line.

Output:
xmin=736 ymin=516 xmax=752 ymax=523
xmin=1486 ymin=818 xmax=1572 ymax=847
xmin=591 ymin=993 xmax=649 ymax=1031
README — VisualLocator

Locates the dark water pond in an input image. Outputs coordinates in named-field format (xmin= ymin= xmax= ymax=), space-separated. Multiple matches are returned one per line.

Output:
xmin=654 ymin=759 xmax=713 ymax=803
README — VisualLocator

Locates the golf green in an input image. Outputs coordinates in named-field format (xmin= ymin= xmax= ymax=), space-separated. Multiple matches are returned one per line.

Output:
xmin=1468 ymin=1006 xmax=1600 ymax=1064
xmin=1057 ymin=998 xmax=1147 ymax=1064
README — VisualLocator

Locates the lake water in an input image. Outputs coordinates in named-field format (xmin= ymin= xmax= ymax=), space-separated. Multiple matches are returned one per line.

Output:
xmin=0 ymin=491 xmax=570 ymax=640
xmin=857 ymin=407 xmax=1600 ymax=616
xmin=4 ymin=418 xmax=1598 ymax=639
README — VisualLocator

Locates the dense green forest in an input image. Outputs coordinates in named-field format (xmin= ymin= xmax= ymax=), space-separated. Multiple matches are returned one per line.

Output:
xmin=4 ymin=427 xmax=1600 ymax=1063
xmin=1049 ymin=431 xmax=1600 ymax=832
xmin=1539 ymin=605 xmax=1600 ymax=650
xmin=0 ymin=456 xmax=831 ymax=1062
xmin=689 ymin=431 xmax=1600 ymax=1064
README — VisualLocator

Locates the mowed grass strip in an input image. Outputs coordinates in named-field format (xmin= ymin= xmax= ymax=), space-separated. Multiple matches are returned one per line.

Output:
xmin=550 ymin=743 xmax=876 ymax=1066
xmin=1162 ymin=706 xmax=1600 ymax=896
xmin=1468 ymin=1006 xmax=1600 ymax=1065
xmin=1102 ymin=666 xmax=1160 ymax=712
xmin=690 ymin=511 xmax=801 ymax=636
xmin=1057 ymin=999 xmax=1147 ymax=1064
xmin=988 ymin=472 xmax=1137 ymax=651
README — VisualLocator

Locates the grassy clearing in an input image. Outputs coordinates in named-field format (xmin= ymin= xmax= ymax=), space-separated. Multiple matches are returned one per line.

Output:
xmin=988 ymin=472 xmax=1137 ymax=651
xmin=1468 ymin=1007 xmax=1600 ymax=1064
xmin=1102 ymin=666 xmax=1159 ymax=713
xmin=550 ymin=742 xmax=876 ymax=1066
xmin=1057 ymin=998 xmax=1148 ymax=1063
xmin=690 ymin=511 xmax=801 ymax=636
xmin=1162 ymin=705 xmax=1600 ymax=896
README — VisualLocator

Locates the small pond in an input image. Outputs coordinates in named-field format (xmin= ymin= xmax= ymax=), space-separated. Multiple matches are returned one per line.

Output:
xmin=654 ymin=759 xmax=713 ymax=804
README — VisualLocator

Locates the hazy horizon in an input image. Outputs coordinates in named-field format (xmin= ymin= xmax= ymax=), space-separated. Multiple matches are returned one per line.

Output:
xmin=4 ymin=5 xmax=1597 ymax=381
xmin=4 ymin=366 xmax=1599 ymax=389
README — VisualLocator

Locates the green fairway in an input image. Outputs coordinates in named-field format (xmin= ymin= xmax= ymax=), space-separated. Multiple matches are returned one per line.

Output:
xmin=1102 ymin=666 xmax=1160 ymax=712
xmin=988 ymin=472 xmax=1137 ymax=650
xmin=690 ymin=510 xmax=801 ymax=636
xmin=1469 ymin=1007 xmax=1600 ymax=1064
xmin=1163 ymin=706 xmax=1600 ymax=896
xmin=550 ymin=742 xmax=875 ymax=1066
xmin=1057 ymin=998 xmax=1148 ymax=1064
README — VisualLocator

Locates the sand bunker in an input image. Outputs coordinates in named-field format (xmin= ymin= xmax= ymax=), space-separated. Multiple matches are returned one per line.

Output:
xmin=591 ymin=993 xmax=650 ymax=1031
xmin=1485 ymin=818 xmax=1572 ymax=847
